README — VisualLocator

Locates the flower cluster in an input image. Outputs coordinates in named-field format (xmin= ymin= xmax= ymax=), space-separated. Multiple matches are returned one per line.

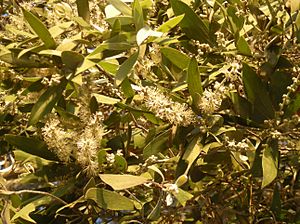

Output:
xmin=42 ymin=112 xmax=104 ymax=176
xmin=42 ymin=116 xmax=75 ymax=163
xmin=198 ymin=82 xmax=228 ymax=114
xmin=142 ymin=86 xmax=196 ymax=126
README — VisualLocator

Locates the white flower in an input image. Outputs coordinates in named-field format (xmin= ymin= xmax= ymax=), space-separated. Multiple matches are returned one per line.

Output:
xmin=163 ymin=183 xmax=179 ymax=194
xmin=143 ymin=86 xmax=196 ymax=126
xmin=106 ymin=153 xmax=115 ymax=164
xmin=165 ymin=193 xmax=175 ymax=206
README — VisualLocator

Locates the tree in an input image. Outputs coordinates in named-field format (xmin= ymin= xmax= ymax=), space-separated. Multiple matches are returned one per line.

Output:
xmin=0 ymin=0 xmax=300 ymax=223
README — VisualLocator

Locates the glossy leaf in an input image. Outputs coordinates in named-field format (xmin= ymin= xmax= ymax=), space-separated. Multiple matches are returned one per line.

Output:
xmin=133 ymin=0 xmax=144 ymax=31
xmin=61 ymin=51 xmax=84 ymax=71
xmin=99 ymin=174 xmax=149 ymax=190
xmin=157 ymin=14 xmax=185 ymax=33
xmin=170 ymin=0 xmax=211 ymax=44
xmin=237 ymin=36 xmax=252 ymax=56
xmin=173 ymin=188 xmax=193 ymax=206
xmin=290 ymin=0 xmax=300 ymax=13
xmin=29 ymin=79 xmax=67 ymax=125
xmin=5 ymin=134 xmax=58 ymax=161
xmin=115 ymin=51 xmax=139 ymax=86
xmin=76 ymin=0 xmax=90 ymax=22
xmin=85 ymin=188 xmax=134 ymax=210
xmin=108 ymin=0 xmax=132 ymax=16
xmin=136 ymin=26 xmax=163 ymax=45
xmin=161 ymin=47 xmax=190 ymax=70
xmin=182 ymin=136 xmax=202 ymax=174
xmin=22 ymin=9 xmax=56 ymax=48
xmin=143 ymin=130 xmax=170 ymax=159
xmin=262 ymin=143 xmax=278 ymax=188
xmin=187 ymin=57 xmax=203 ymax=105
xmin=242 ymin=63 xmax=275 ymax=121
xmin=93 ymin=93 xmax=120 ymax=104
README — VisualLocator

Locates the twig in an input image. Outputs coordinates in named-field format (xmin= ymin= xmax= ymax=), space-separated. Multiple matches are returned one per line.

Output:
xmin=0 ymin=189 xmax=68 ymax=205
xmin=129 ymin=112 xmax=149 ymax=133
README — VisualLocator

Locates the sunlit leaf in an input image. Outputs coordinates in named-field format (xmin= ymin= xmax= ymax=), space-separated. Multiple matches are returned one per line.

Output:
xmin=136 ymin=26 xmax=163 ymax=45
xmin=108 ymin=0 xmax=132 ymax=16
xmin=85 ymin=188 xmax=134 ymax=210
xmin=76 ymin=0 xmax=90 ymax=22
xmin=22 ymin=9 xmax=56 ymax=48
xmin=133 ymin=0 xmax=144 ymax=31
xmin=115 ymin=51 xmax=139 ymax=86
xmin=173 ymin=188 xmax=193 ymax=206
xmin=170 ymin=0 xmax=211 ymax=44
xmin=29 ymin=79 xmax=67 ymax=125
xmin=157 ymin=14 xmax=185 ymax=33
xmin=262 ymin=142 xmax=278 ymax=188
xmin=187 ymin=57 xmax=203 ymax=105
xmin=93 ymin=93 xmax=120 ymax=104
xmin=237 ymin=36 xmax=252 ymax=56
xmin=99 ymin=174 xmax=149 ymax=190
xmin=161 ymin=47 xmax=190 ymax=70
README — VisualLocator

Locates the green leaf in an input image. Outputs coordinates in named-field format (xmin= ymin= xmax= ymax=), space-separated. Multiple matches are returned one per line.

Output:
xmin=49 ymin=21 xmax=74 ymax=38
xmin=76 ymin=0 xmax=90 ymax=22
xmin=121 ymin=77 xmax=135 ymax=98
xmin=136 ymin=26 xmax=163 ymax=45
xmin=230 ymin=92 xmax=252 ymax=119
xmin=237 ymin=36 xmax=252 ymax=56
xmin=29 ymin=79 xmax=67 ymax=125
xmin=148 ymin=165 xmax=165 ymax=182
xmin=242 ymin=63 xmax=275 ymax=121
xmin=12 ymin=203 xmax=36 ymax=223
xmin=85 ymin=188 xmax=134 ymax=210
xmin=290 ymin=0 xmax=300 ymax=13
xmin=170 ymin=0 xmax=211 ymax=44
xmin=99 ymin=174 xmax=149 ymax=190
xmin=108 ymin=0 xmax=132 ymax=16
xmin=161 ymin=47 xmax=190 ymax=70
xmin=22 ymin=9 xmax=56 ymax=48
xmin=143 ymin=130 xmax=170 ymax=159
xmin=75 ymin=58 xmax=97 ymax=75
xmin=133 ymin=0 xmax=144 ymax=31
xmin=271 ymin=183 xmax=281 ymax=215
xmin=286 ymin=93 xmax=300 ymax=117
xmin=105 ymin=16 xmax=134 ymax=26
xmin=173 ymin=188 xmax=193 ymax=206
xmin=61 ymin=51 xmax=84 ymax=71
xmin=5 ymin=24 xmax=36 ymax=38
xmin=4 ymin=134 xmax=58 ymax=161
xmin=182 ymin=136 xmax=202 ymax=175
xmin=262 ymin=143 xmax=278 ymax=188
xmin=115 ymin=51 xmax=139 ymax=86
xmin=93 ymin=93 xmax=120 ymax=104
xmin=187 ymin=57 xmax=203 ymax=105
xmin=98 ymin=60 xmax=119 ymax=75
xmin=157 ymin=14 xmax=185 ymax=33
xmin=226 ymin=6 xmax=244 ymax=34
xmin=114 ymin=155 xmax=127 ymax=172
xmin=12 ymin=182 xmax=74 ymax=222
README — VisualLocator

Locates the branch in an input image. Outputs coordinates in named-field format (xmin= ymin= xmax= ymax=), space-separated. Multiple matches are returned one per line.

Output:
xmin=0 ymin=189 xmax=68 ymax=205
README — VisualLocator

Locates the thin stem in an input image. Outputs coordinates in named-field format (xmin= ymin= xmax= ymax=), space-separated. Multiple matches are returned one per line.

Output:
xmin=0 ymin=189 xmax=68 ymax=205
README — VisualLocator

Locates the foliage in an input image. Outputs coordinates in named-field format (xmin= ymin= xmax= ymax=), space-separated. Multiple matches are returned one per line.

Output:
xmin=0 ymin=0 xmax=300 ymax=223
